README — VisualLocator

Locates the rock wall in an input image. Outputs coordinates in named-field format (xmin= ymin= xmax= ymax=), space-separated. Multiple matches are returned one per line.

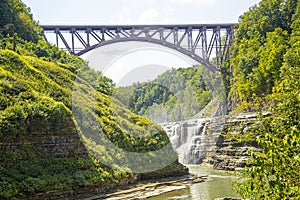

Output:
xmin=0 ymin=118 xmax=89 ymax=159
xmin=203 ymin=114 xmax=260 ymax=171
xmin=162 ymin=113 xmax=262 ymax=170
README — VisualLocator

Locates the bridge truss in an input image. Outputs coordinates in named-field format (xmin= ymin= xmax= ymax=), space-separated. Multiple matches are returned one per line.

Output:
xmin=42 ymin=24 xmax=235 ymax=72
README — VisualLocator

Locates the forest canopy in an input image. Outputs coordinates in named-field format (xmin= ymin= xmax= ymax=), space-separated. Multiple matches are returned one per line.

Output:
xmin=230 ymin=0 xmax=300 ymax=199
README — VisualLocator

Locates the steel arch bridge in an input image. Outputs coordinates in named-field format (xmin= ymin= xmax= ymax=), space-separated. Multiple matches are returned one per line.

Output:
xmin=42 ymin=24 xmax=235 ymax=72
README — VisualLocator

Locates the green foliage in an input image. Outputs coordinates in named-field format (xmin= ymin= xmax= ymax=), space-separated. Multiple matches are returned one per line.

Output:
xmin=0 ymin=156 xmax=130 ymax=198
xmin=76 ymin=63 xmax=115 ymax=96
xmin=0 ymin=47 xmax=185 ymax=198
xmin=250 ymin=28 xmax=288 ymax=95
xmin=232 ymin=0 xmax=300 ymax=199
xmin=229 ymin=0 xmax=298 ymax=111
xmin=234 ymin=93 xmax=300 ymax=199
xmin=0 ymin=0 xmax=42 ymax=42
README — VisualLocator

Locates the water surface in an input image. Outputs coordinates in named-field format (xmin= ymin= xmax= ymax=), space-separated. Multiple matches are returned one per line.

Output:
xmin=149 ymin=165 xmax=240 ymax=200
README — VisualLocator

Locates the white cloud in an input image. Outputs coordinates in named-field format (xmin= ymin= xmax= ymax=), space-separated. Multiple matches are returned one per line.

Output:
xmin=147 ymin=0 xmax=157 ymax=4
xmin=168 ymin=0 xmax=217 ymax=6
xmin=111 ymin=7 xmax=173 ymax=24
xmin=137 ymin=8 xmax=159 ymax=22
xmin=112 ymin=6 xmax=132 ymax=24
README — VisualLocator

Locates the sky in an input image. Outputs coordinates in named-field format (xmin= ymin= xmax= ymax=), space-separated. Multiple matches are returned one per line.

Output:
xmin=22 ymin=0 xmax=261 ymax=86
xmin=23 ymin=0 xmax=260 ymax=25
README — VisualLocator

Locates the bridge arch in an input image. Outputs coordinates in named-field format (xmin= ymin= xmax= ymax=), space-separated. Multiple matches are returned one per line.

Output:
xmin=42 ymin=24 xmax=235 ymax=72
xmin=78 ymin=38 xmax=217 ymax=72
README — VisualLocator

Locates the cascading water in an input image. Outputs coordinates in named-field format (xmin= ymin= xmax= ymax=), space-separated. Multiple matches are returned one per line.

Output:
xmin=162 ymin=114 xmax=260 ymax=170
xmin=162 ymin=118 xmax=211 ymax=164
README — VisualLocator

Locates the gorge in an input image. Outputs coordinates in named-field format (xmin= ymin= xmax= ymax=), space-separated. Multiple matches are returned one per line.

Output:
xmin=1 ymin=0 xmax=299 ymax=199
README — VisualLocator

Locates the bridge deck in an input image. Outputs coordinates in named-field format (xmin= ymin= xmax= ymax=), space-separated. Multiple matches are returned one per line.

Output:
xmin=42 ymin=23 xmax=236 ymax=31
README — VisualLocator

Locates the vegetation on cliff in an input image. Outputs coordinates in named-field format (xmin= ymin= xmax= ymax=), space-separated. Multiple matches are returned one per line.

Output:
xmin=0 ymin=0 xmax=185 ymax=198
xmin=230 ymin=0 xmax=300 ymax=199
xmin=229 ymin=0 xmax=298 ymax=111
xmin=115 ymin=66 xmax=225 ymax=122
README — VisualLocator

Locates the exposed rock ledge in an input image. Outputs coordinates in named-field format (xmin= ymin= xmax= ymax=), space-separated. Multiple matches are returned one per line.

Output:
xmin=162 ymin=112 xmax=269 ymax=171
xmin=84 ymin=174 xmax=207 ymax=200
xmin=15 ymin=168 xmax=189 ymax=200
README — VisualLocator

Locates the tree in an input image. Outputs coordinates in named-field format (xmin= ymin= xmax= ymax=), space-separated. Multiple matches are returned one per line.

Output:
xmin=233 ymin=1 xmax=300 ymax=199
xmin=250 ymin=28 xmax=288 ymax=98
xmin=0 ymin=0 xmax=42 ymax=42
xmin=229 ymin=0 xmax=298 ymax=111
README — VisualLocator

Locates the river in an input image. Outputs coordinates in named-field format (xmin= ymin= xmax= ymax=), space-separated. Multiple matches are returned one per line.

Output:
xmin=148 ymin=165 xmax=240 ymax=200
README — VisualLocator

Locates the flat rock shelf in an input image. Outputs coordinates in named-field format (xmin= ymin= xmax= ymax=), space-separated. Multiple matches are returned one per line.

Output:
xmin=84 ymin=175 xmax=208 ymax=200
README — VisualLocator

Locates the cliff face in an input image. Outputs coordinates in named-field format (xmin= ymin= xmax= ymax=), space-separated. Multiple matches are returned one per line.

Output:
xmin=203 ymin=114 xmax=261 ymax=171
xmin=162 ymin=113 xmax=262 ymax=171
xmin=0 ymin=114 xmax=88 ymax=159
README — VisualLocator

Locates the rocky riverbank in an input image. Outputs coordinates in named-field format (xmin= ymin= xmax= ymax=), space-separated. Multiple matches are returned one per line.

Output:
xmin=84 ymin=174 xmax=208 ymax=200
xmin=22 ymin=173 xmax=207 ymax=200
xmin=14 ymin=167 xmax=189 ymax=200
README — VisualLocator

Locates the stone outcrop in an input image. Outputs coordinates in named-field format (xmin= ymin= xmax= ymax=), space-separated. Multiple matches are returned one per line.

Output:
xmin=202 ymin=113 xmax=261 ymax=171
xmin=0 ymin=117 xmax=89 ymax=159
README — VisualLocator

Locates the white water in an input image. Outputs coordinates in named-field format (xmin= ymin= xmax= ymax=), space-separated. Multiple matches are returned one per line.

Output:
xmin=161 ymin=118 xmax=211 ymax=164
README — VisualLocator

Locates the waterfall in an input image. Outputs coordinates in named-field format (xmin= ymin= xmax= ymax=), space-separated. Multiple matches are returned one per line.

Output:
xmin=161 ymin=118 xmax=211 ymax=164
xmin=162 ymin=114 xmax=260 ymax=169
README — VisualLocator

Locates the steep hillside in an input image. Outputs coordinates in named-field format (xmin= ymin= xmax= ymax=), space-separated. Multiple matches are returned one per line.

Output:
xmin=228 ymin=0 xmax=300 ymax=199
xmin=115 ymin=66 xmax=225 ymax=123
xmin=0 ymin=49 xmax=186 ymax=198
xmin=0 ymin=1 xmax=186 ymax=198
xmin=228 ymin=0 xmax=298 ymax=111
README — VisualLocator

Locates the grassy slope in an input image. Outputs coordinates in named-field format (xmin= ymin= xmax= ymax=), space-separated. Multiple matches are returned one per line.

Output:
xmin=0 ymin=49 xmax=185 ymax=198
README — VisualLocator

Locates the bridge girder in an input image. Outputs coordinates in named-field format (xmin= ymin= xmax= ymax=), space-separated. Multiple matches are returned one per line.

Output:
xmin=42 ymin=24 xmax=235 ymax=72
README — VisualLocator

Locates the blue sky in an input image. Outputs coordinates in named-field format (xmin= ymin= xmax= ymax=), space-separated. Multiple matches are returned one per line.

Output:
xmin=23 ymin=0 xmax=260 ymax=25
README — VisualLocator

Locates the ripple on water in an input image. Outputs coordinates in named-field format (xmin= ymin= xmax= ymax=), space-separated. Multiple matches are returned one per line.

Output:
xmin=148 ymin=165 xmax=240 ymax=200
